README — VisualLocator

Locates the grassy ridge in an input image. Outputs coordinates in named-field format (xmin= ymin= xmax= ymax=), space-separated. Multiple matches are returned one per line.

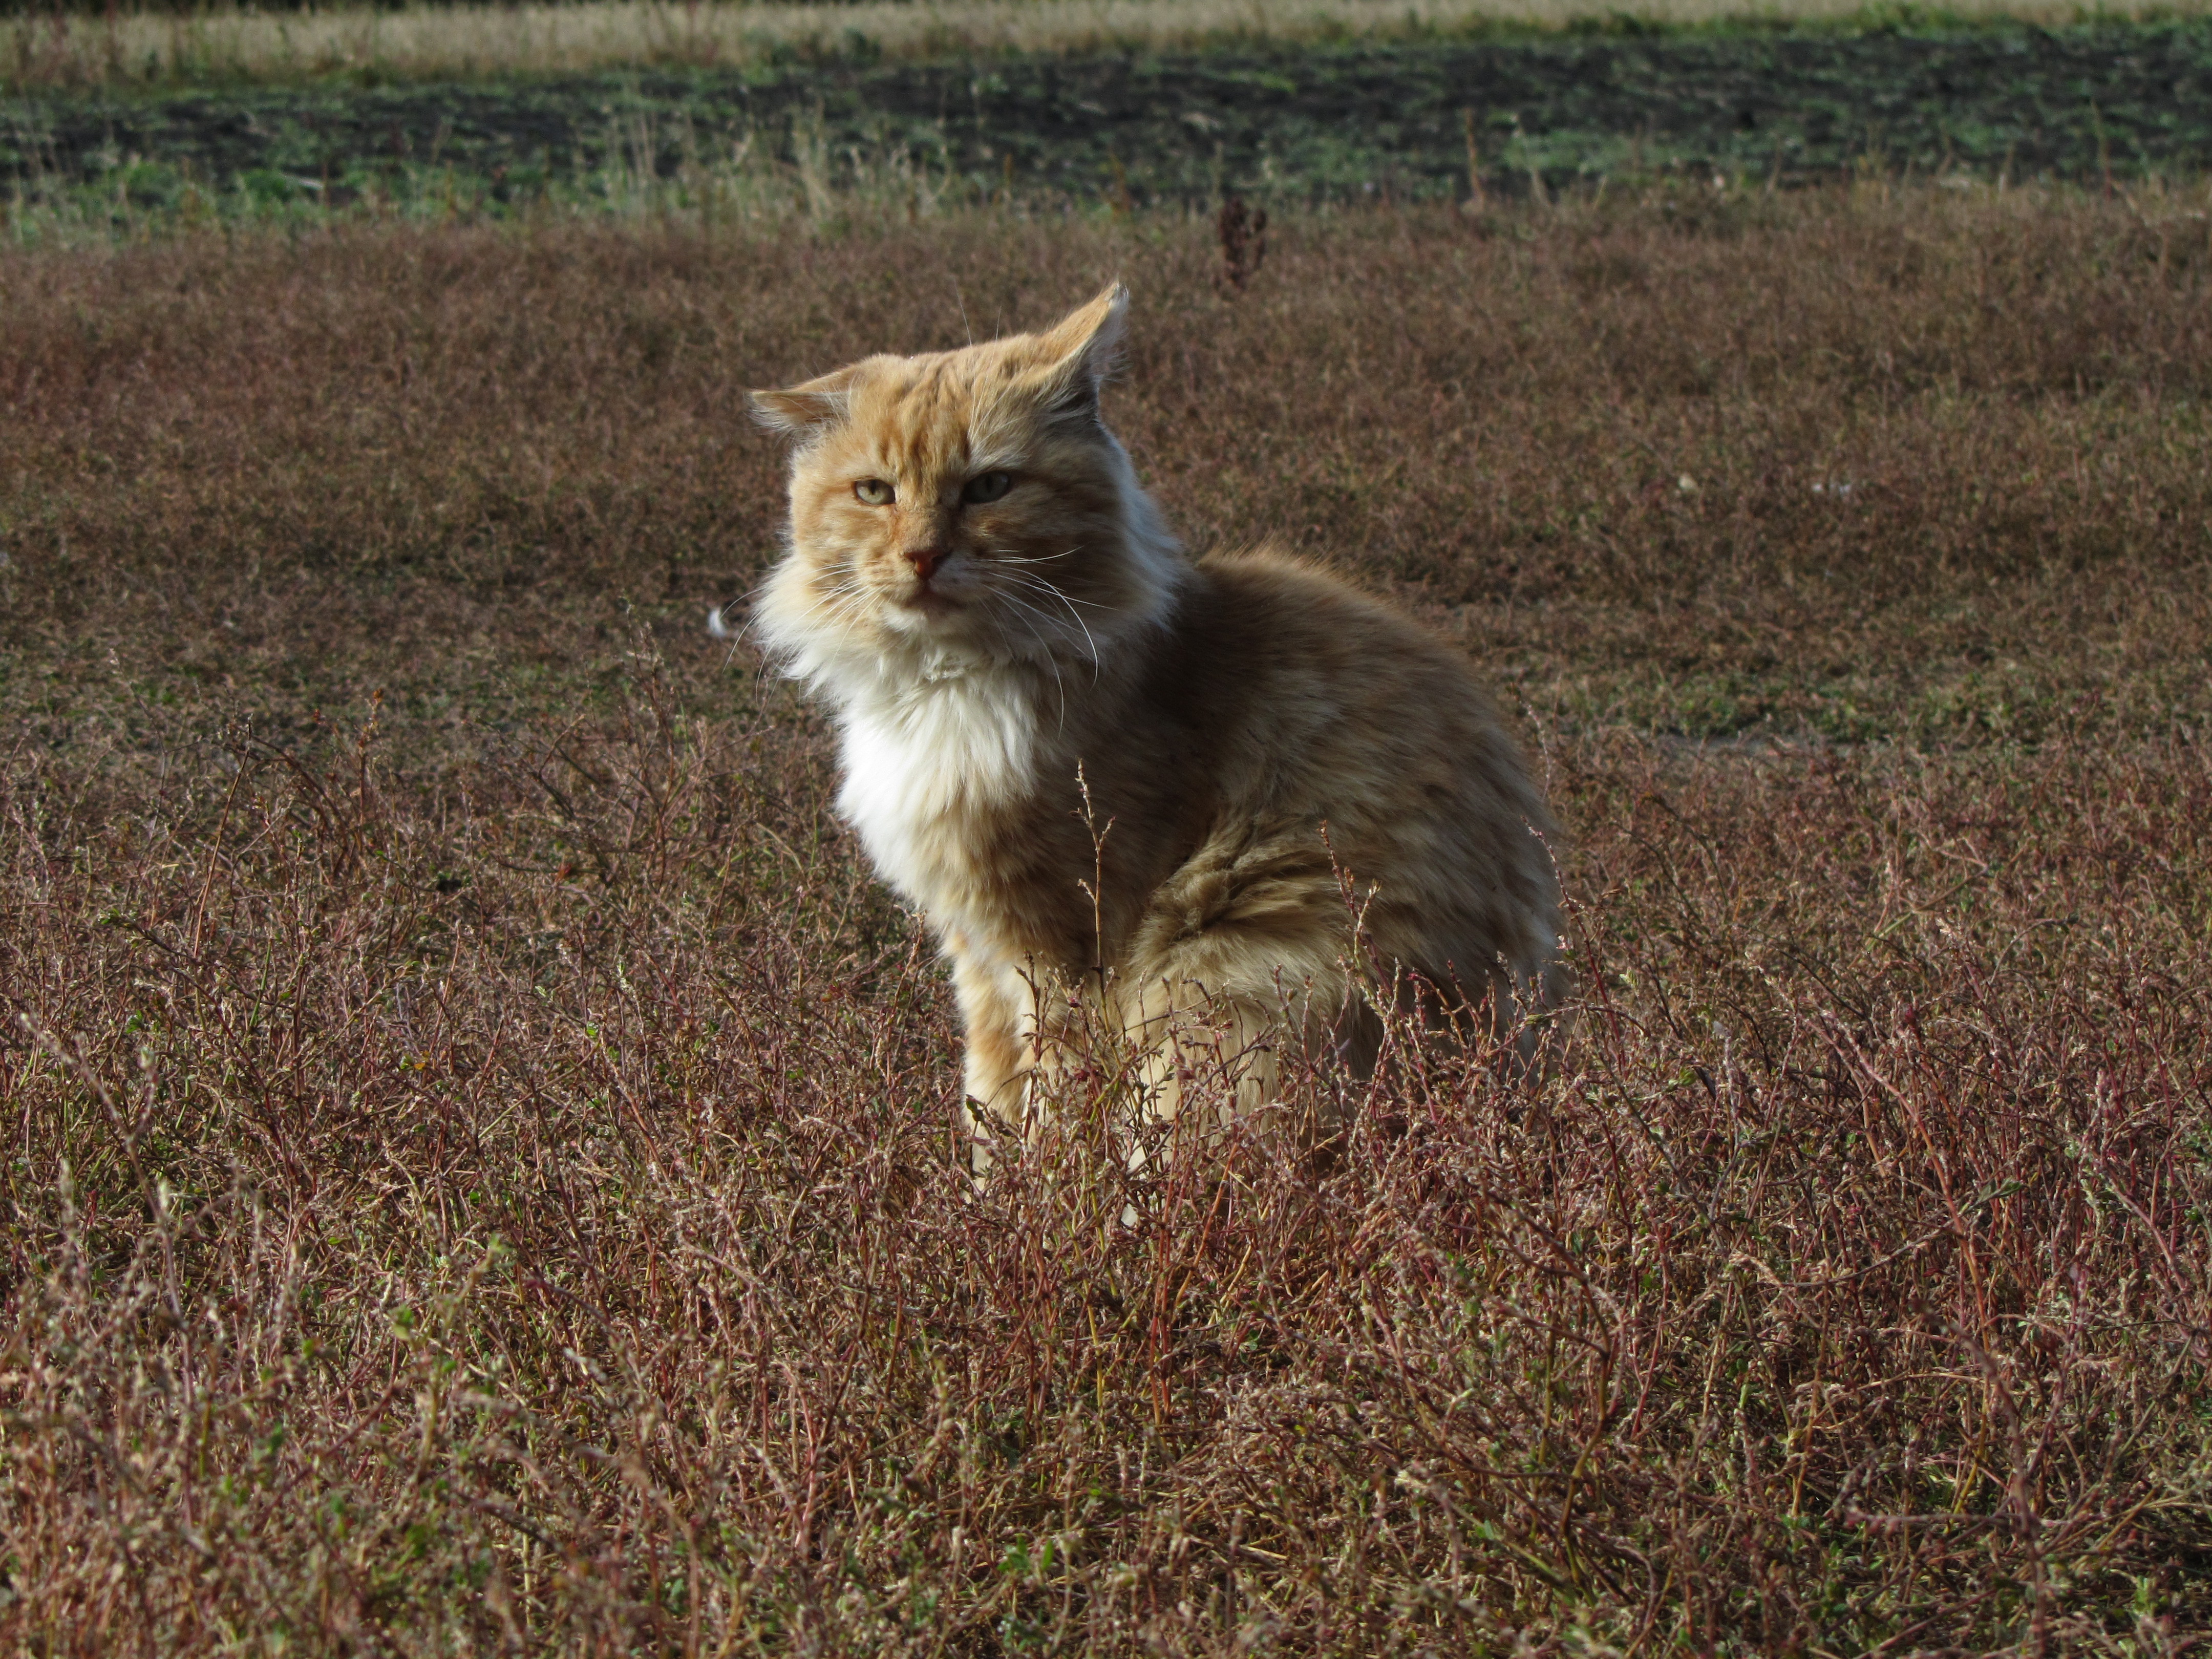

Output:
xmin=12 ymin=21 xmax=2212 ymax=237
xmin=2 ymin=193 xmax=2208 ymax=1651
xmin=16 ymin=0 xmax=2212 ymax=92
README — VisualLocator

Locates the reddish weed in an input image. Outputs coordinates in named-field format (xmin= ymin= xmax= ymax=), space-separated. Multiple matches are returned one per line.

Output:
xmin=2 ymin=188 xmax=2207 ymax=1652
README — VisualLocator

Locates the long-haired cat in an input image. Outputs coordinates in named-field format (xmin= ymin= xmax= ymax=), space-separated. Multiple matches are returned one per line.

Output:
xmin=752 ymin=285 xmax=1565 ymax=1171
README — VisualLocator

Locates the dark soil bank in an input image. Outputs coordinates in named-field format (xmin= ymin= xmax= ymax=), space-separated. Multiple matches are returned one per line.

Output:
xmin=9 ymin=22 xmax=2212 ymax=209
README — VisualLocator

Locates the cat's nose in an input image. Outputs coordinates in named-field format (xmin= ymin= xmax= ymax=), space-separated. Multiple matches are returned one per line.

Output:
xmin=904 ymin=546 xmax=948 ymax=582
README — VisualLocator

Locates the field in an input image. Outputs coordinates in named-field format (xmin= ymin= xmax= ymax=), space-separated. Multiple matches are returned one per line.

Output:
xmin=13 ymin=16 xmax=2212 ymax=231
xmin=4 ymin=179 xmax=2212 ymax=1652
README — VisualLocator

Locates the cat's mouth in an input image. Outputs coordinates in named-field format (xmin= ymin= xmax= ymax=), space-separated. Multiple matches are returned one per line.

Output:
xmin=896 ymin=584 xmax=963 ymax=618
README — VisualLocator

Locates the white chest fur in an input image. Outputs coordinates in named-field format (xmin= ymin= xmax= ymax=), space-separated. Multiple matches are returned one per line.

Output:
xmin=833 ymin=667 xmax=1042 ymax=919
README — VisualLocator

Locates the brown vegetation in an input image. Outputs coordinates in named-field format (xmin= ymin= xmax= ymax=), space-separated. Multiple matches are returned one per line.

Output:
xmin=2 ymin=189 xmax=2208 ymax=1652
xmin=17 ymin=0 xmax=2203 ymax=92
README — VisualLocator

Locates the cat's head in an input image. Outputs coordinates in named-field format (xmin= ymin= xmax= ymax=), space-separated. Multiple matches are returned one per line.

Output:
xmin=750 ymin=285 xmax=1181 ymax=690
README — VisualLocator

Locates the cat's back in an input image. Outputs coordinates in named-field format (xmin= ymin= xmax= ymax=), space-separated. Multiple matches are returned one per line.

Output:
xmin=1139 ymin=546 xmax=1561 ymax=977
xmin=1159 ymin=546 xmax=1535 ymax=806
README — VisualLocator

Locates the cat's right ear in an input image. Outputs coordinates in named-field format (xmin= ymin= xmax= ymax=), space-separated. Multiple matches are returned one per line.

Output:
xmin=1027 ymin=282 xmax=1130 ymax=424
xmin=749 ymin=364 xmax=862 ymax=436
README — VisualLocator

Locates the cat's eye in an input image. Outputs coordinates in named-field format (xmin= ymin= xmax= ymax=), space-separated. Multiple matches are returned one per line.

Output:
xmin=962 ymin=471 xmax=1013 ymax=505
xmin=854 ymin=478 xmax=896 ymax=506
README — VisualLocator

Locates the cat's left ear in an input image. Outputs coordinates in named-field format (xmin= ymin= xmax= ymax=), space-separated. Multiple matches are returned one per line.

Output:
xmin=749 ymin=362 xmax=866 ymax=436
xmin=1027 ymin=283 xmax=1129 ymax=423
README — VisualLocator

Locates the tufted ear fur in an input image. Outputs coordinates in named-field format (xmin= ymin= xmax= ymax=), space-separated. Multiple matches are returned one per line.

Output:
xmin=749 ymin=361 xmax=867 ymax=436
xmin=1014 ymin=282 xmax=1128 ymax=424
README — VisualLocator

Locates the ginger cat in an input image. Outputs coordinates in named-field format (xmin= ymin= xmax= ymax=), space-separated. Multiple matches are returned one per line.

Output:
xmin=753 ymin=285 xmax=1565 ymax=1172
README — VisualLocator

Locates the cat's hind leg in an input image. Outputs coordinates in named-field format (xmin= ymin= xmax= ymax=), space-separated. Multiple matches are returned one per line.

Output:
xmin=1113 ymin=822 xmax=1379 ymax=1158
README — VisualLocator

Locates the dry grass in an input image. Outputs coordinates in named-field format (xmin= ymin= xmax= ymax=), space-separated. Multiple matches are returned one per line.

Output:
xmin=3 ymin=188 xmax=2210 ymax=1652
xmin=11 ymin=0 xmax=2211 ymax=90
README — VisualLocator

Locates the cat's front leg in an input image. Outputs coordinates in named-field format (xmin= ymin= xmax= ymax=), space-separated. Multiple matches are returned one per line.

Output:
xmin=946 ymin=934 xmax=1030 ymax=1178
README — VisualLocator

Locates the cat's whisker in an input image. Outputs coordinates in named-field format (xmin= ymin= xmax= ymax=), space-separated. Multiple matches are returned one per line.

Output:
xmin=752 ymin=569 xmax=865 ymax=631
xmin=993 ymin=583 xmax=1080 ymax=640
xmin=996 ymin=609 xmax=1070 ymax=736
xmin=994 ymin=588 xmax=1086 ymax=671
xmin=715 ymin=579 xmax=818 ymax=664
xmin=1005 ymin=572 xmax=1103 ymax=673
xmin=776 ymin=576 xmax=871 ymax=641
xmin=994 ymin=548 xmax=1113 ymax=614
xmin=1010 ymin=565 xmax=1110 ymax=612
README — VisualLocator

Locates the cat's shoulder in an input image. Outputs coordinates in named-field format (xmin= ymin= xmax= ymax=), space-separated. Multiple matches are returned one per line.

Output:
xmin=1194 ymin=543 xmax=1356 ymax=592
xmin=1186 ymin=544 xmax=1444 ymax=651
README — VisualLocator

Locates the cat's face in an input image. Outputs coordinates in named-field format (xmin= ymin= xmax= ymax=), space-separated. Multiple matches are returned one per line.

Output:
xmin=752 ymin=286 xmax=1178 ymax=676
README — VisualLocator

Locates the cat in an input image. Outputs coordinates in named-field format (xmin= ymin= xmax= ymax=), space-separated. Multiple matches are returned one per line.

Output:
xmin=752 ymin=284 xmax=1566 ymax=1172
